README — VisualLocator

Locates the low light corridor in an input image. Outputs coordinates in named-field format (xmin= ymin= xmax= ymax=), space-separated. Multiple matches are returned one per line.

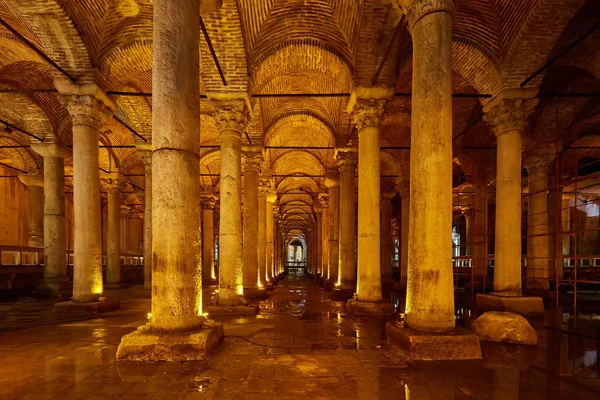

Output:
xmin=0 ymin=271 xmax=597 ymax=400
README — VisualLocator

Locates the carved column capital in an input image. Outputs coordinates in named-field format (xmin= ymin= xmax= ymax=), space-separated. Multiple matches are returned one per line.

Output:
xmin=347 ymin=87 xmax=393 ymax=130
xmin=483 ymin=89 xmax=538 ymax=137
xmin=200 ymin=195 xmax=217 ymax=210
xmin=399 ymin=0 xmax=456 ymax=30
xmin=318 ymin=193 xmax=329 ymax=209
xmin=210 ymin=95 xmax=250 ymax=133
xmin=101 ymin=173 xmax=124 ymax=194
xmin=60 ymin=95 xmax=113 ymax=130
xmin=335 ymin=148 xmax=358 ymax=173
xmin=258 ymin=179 xmax=271 ymax=197
xmin=524 ymin=150 xmax=556 ymax=175
xmin=242 ymin=150 xmax=263 ymax=172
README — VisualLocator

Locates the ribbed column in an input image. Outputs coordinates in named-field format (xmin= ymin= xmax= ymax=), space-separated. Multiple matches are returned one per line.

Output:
xmin=150 ymin=0 xmax=202 ymax=329
xmin=318 ymin=193 xmax=330 ymax=279
xmin=399 ymin=183 xmax=410 ymax=285
xmin=336 ymin=149 xmax=357 ymax=287
xmin=137 ymin=148 xmax=152 ymax=290
xmin=58 ymin=83 xmax=115 ymax=303
xmin=403 ymin=0 xmax=455 ymax=331
xmin=18 ymin=171 xmax=44 ymax=247
xmin=212 ymin=95 xmax=249 ymax=305
xmin=483 ymin=89 xmax=538 ymax=295
xmin=30 ymin=142 xmax=71 ymax=294
xmin=266 ymin=191 xmax=277 ymax=282
xmin=472 ymin=180 xmax=488 ymax=280
xmin=201 ymin=195 xmax=217 ymax=285
xmin=101 ymin=173 xmax=123 ymax=285
xmin=380 ymin=193 xmax=394 ymax=281
xmin=242 ymin=150 xmax=261 ymax=289
xmin=258 ymin=179 xmax=269 ymax=285
xmin=325 ymin=172 xmax=339 ymax=283
xmin=525 ymin=150 xmax=555 ymax=290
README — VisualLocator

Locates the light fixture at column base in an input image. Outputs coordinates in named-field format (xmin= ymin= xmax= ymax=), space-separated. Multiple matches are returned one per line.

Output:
xmin=346 ymin=299 xmax=394 ymax=315
xmin=104 ymin=283 xmax=131 ymax=290
xmin=332 ymin=286 xmax=354 ymax=301
xmin=386 ymin=322 xmax=482 ymax=360
xmin=476 ymin=293 xmax=545 ymax=317
xmin=116 ymin=322 xmax=224 ymax=361
xmin=53 ymin=298 xmax=121 ymax=314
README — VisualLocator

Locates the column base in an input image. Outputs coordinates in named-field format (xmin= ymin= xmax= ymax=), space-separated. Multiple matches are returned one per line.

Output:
xmin=264 ymin=283 xmax=275 ymax=291
xmin=104 ymin=283 xmax=131 ymax=290
xmin=133 ymin=289 xmax=152 ymax=298
xmin=323 ymin=279 xmax=335 ymax=292
xmin=205 ymin=304 xmax=259 ymax=315
xmin=34 ymin=277 xmax=72 ymax=298
xmin=476 ymin=293 xmax=545 ymax=317
xmin=346 ymin=299 xmax=394 ymax=315
xmin=54 ymin=298 xmax=121 ymax=314
xmin=244 ymin=287 xmax=268 ymax=299
xmin=386 ymin=322 xmax=482 ymax=360
xmin=332 ymin=286 xmax=355 ymax=301
xmin=116 ymin=322 xmax=224 ymax=361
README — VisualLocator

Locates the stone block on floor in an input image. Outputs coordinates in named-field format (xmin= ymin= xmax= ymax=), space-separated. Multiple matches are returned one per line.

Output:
xmin=386 ymin=321 xmax=482 ymax=360
xmin=53 ymin=298 xmax=121 ymax=314
xmin=471 ymin=311 xmax=538 ymax=345
xmin=116 ymin=322 xmax=224 ymax=361
xmin=346 ymin=299 xmax=394 ymax=315
xmin=476 ymin=293 xmax=545 ymax=316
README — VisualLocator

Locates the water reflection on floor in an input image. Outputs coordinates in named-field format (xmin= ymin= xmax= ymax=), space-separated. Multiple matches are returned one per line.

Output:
xmin=0 ymin=272 xmax=598 ymax=399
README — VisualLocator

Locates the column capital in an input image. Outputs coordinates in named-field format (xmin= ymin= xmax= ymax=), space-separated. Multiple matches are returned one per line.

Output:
xmin=335 ymin=148 xmax=358 ymax=173
xmin=200 ymin=195 xmax=217 ymax=210
xmin=382 ymin=191 xmax=396 ymax=200
xmin=55 ymin=80 xmax=116 ymax=130
xmin=399 ymin=0 xmax=456 ymax=30
xmin=266 ymin=189 xmax=278 ymax=204
xmin=398 ymin=181 xmax=410 ymax=198
xmin=242 ymin=149 xmax=263 ymax=172
xmin=347 ymin=87 xmax=393 ymax=130
xmin=318 ymin=193 xmax=329 ymax=209
xmin=209 ymin=93 xmax=251 ymax=133
xmin=101 ymin=172 xmax=124 ymax=194
xmin=18 ymin=170 xmax=44 ymax=187
xmin=30 ymin=142 xmax=71 ymax=159
xmin=524 ymin=148 xmax=557 ymax=175
xmin=461 ymin=207 xmax=474 ymax=220
xmin=482 ymin=88 xmax=539 ymax=137
xmin=258 ymin=178 xmax=271 ymax=196
xmin=324 ymin=167 xmax=339 ymax=188
xmin=120 ymin=204 xmax=130 ymax=217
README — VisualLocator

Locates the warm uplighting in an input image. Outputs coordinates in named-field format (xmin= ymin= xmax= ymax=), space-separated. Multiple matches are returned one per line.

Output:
xmin=236 ymin=286 xmax=244 ymax=295
xmin=146 ymin=312 xmax=152 ymax=322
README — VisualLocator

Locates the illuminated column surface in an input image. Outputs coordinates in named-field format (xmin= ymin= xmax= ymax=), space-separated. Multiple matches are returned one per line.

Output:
xmin=137 ymin=147 xmax=153 ymax=291
xmin=242 ymin=148 xmax=261 ymax=290
xmin=258 ymin=178 xmax=269 ymax=285
xmin=201 ymin=195 xmax=217 ymax=285
xmin=325 ymin=171 xmax=340 ymax=285
xmin=102 ymin=173 xmax=124 ymax=286
xmin=399 ymin=183 xmax=410 ymax=285
xmin=319 ymin=193 xmax=330 ymax=280
xmin=380 ymin=192 xmax=394 ymax=282
xmin=336 ymin=149 xmax=357 ymax=290
xmin=18 ymin=171 xmax=44 ymax=247
xmin=266 ymin=190 xmax=277 ymax=282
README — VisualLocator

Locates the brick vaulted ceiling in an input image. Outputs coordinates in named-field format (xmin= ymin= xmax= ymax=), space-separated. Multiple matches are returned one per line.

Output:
xmin=0 ymin=0 xmax=598 ymax=232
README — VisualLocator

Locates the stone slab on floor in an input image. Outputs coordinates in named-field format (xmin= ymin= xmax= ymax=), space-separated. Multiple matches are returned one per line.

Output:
xmin=476 ymin=293 xmax=545 ymax=316
xmin=346 ymin=299 xmax=395 ymax=315
xmin=386 ymin=321 xmax=482 ymax=360
xmin=471 ymin=311 xmax=538 ymax=345
xmin=116 ymin=322 xmax=224 ymax=361
xmin=205 ymin=304 xmax=259 ymax=315
xmin=53 ymin=298 xmax=121 ymax=314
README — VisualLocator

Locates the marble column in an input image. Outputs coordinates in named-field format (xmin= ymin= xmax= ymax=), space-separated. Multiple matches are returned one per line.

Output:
xmin=380 ymin=192 xmax=394 ymax=281
xmin=319 ymin=193 xmax=330 ymax=280
xmin=18 ymin=171 xmax=44 ymax=247
xmin=137 ymin=148 xmax=152 ymax=290
xmin=348 ymin=87 xmax=392 ymax=302
xmin=258 ymin=179 xmax=269 ymax=285
xmin=242 ymin=149 xmax=261 ymax=289
xmin=463 ymin=208 xmax=474 ymax=256
xmin=30 ymin=142 xmax=71 ymax=294
xmin=472 ymin=180 xmax=488 ymax=280
xmin=399 ymin=183 xmax=410 ymax=285
xmin=336 ymin=149 xmax=357 ymax=288
xmin=403 ymin=0 xmax=455 ymax=331
xmin=266 ymin=191 xmax=277 ymax=282
xmin=201 ymin=195 xmax=217 ymax=285
xmin=212 ymin=95 xmax=249 ymax=305
xmin=58 ymin=83 xmax=115 ymax=303
xmin=149 ymin=0 xmax=202 ymax=330
xmin=325 ymin=172 xmax=340 ymax=284
xmin=483 ymin=89 xmax=538 ymax=295
xmin=101 ymin=173 xmax=123 ymax=286
xmin=525 ymin=150 xmax=555 ymax=290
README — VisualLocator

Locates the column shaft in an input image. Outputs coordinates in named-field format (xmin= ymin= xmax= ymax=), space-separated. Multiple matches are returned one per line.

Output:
xmin=266 ymin=195 xmax=276 ymax=282
xmin=141 ymin=154 xmax=152 ymax=290
xmin=27 ymin=185 xmax=44 ymax=247
xmin=319 ymin=196 xmax=330 ymax=280
xmin=258 ymin=188 xmax=267 ymax=285
xmin=381 ymin=196 xmax=393 ymax=281
xmin=337 ymin=153 xmax=357 ymax=287
xmin=106 ymin=190 xmax=121 ymax=284
xmin=328 ymin=185 xmax=340 ymax=283
xmin=242 ymin=167 xmax=259 ymax=288
xmin=201 ymin=201 xmax=215 ymax=284
xmin=400 ymin=189 xmax=409 ymax=284
xmin=473 ymin=182 xmax=488 ymax=279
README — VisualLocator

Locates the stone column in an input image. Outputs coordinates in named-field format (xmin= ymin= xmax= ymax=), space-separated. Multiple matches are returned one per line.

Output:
xmin=336 ymin=149 xmax=357 ymax=291
xmin=525 ymin=150 xmax=555 ymax=291
xmin=463 ymin=208 xmax=474 ymax=256
xmin=58 ymin=83 xmax=115 ymax=304
xmin=348 ymin=87 xmax=392 ymax=302
xmin=200 ymin=195 xmax=217 ymax=285
xmin=482 ymin=89 xmax=538 ymax=295
xmin=380 ymin=192 xmax=394 ymax=282
xmin=472 ymin=180 xmax=488 ymax=282
xmin=258 ymin=179 xmax=269 ymax=285
xmin=319 ymin=193 xmax=330 ymax=280
xmin=101 ymin=173 xmax=124 ymax=286
xmin=314 ymin=205 xmax=322 ymax=276
xmin=137 ymin=147 xmax=152 ymax=291
xmin=266 ymin=191 xmax=277 ymax=283
xmin=30 ymin=142 xmax=71 ymax=295
xmin=212 ymin=95 xmax=249 ymax=305
xmin=399 ymin=183 xmax=410 ymax=285
xmin=560 ymin=194 xmax=573 ymax=278
xmin=325 ymin=172 xmax=340 ymax=286
xmin=18 ymin=171 xmax=44 ymax=247
xmin=242 ymin=149 xmax=261 ymax=291
xmin=403 ymin=0 xmax=455 ymax=331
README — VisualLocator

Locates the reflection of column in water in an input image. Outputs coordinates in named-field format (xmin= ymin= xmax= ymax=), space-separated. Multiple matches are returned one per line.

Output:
xmin=493 ymin=369 xmax=519 ymax=400
xmin=356 ymin=366 xmax=380 ymax=399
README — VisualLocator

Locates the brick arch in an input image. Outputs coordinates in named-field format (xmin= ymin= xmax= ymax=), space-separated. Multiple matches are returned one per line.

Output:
xmin=199 ymin=149 xmax=221 ymax=191
xmin=277 ymin=176 xmax=320 ymax=195
xmin=10 ymin=0 xmax=93 ymax=77
xmin=452 ymin=37 xmax=503 ymax=98
xmin=271 ymin=150 xmax=325 ymax=177
xmin=99 ymin=40 xmax=152 ymax=84
xmin=0 ymin=133 xmax=40 ymax=172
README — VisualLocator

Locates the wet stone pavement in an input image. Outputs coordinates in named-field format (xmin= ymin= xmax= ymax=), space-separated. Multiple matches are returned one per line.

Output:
xmin=0 ymin=272 xmax=599 ymax=399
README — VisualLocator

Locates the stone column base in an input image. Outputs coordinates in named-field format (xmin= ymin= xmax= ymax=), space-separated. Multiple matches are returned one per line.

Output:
xmin=332 ymin=286 xmax=355 ymax=301
xmin=386 ymin=322 xmax=482 ymax=360
xmin=476 ymin=293 xmax=545 ymax=317
xmin=264 ymin=283 xmax=275 ymax=291
xmin=104 ymin=283 xmax=131 ymax=290
xmin=133 ymin=289 xmax=152 ymax=298
xmin=54 ymin=298 xmax=121 ymax=314
xmin=116 ymin=322 xmax=224 ymax=361
xmin=346 ymin=299 xmax=394 ymax=315
xmin=323 ymin=279 xmax=335 ymax=291
xmin=205 ymin=304 xmax=259 ymax=315
xmin=34 ymin=277 xmax=72 ymax=298
xmin=244 ymin=287 xmax=268 ymax=299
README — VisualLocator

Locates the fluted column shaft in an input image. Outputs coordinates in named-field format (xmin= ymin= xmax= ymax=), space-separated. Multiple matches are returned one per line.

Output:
xmin=403 ymin=0 xmax=455 ymax=331
xmin=381 ymin=194 xmax=393 ymax=281
xmin=151 ymin=0 xmax=202 ymax=329
xmin=337 ymin=150 xmax=357 ymax=287
xmin=483 ymin=89 xmax=538 ymax=295
xmin=242 ymin=152 xmax=261 ymax=289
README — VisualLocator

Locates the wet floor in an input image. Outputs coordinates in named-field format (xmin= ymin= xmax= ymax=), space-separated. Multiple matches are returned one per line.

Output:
xmin=0 ymin=272 xmax=599 ymax=399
